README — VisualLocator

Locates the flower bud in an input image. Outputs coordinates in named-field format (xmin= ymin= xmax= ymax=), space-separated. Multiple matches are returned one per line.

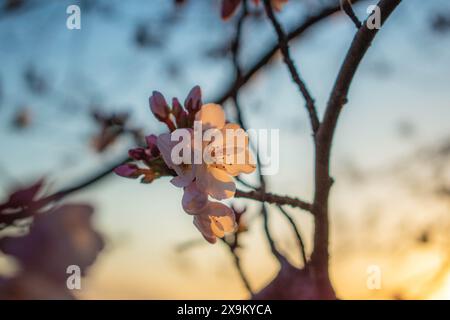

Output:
xmin=149 ymin=91 xmax=170 ymax=121
xmin=114 ymin=164 xmax=140 ymax=178
xmin=172 ymin=98 xmax=188 ymax=128
xmin=128 ymin=148 xmax=147 ymax=161
xmin=184 ymin=86 xmax=202 ymax=114
xmin=145 ymin=134 xmax=160 ymax=157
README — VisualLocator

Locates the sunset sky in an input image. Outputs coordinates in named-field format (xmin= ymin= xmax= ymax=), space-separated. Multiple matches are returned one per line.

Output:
xmin=0 ymin=0 xmax=449 ymax=299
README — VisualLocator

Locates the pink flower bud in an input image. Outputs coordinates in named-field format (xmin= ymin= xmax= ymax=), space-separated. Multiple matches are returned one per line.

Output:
xmin=184 ymin=86 xmax=202 ymax=114
xmin=128 ymin=148 xmax=147 ymax=161
xmin=172 ymin=97 xmax=188 ymax=128
xmin=149 ymin=91 xmax=170 ymax=121
xmin=114 ymin=164 xmax=140 ymax=178
xmin=145 ymin=134 xmax=160 ymax=157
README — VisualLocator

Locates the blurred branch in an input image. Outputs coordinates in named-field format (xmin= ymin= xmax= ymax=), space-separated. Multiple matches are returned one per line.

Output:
xmin=215 ymin=0 xmax=364 ymax=105
xmin=221 ymin=238 xmax=253 ymax=295
xmin=277 ymin=205 xmax=308 ymax=269
xmin=50 ymin=156 xmax=130 ymax=200
xmin=262 ymin=0 xmax=319 ymax=134
xmin=228 ymin=1 xmax=286 ymax=264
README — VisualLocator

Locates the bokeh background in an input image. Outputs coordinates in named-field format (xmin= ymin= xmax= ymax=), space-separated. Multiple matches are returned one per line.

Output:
xmin=0 ymin=0 xmax=449 ymax=299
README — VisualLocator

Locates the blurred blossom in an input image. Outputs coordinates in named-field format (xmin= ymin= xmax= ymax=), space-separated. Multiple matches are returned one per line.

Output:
xmin=134 ymin=24 xmax=163 ymax=49
xmin=12 ymin=107 xmax=32 ymax=130
xmin=90 ymin=109 xmax=131 ymax=153
xmin=0 ymin=204 xmax=104 ymax=299
xmin=4 ymin=0 xmax=24 ymax=12
xmin=0 ymin=179 xmax=49 ymax=227
xmin=432 ymin=13 xmax=450 ymax=34
xmin=23 ymin=66 xmax=47 ymax=95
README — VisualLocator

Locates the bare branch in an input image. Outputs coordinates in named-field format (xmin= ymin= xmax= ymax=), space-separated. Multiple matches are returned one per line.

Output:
xmin=277 ymin=205 xmax=309 ymax=269
xmin=262 ymin=0 xmax=319 ymax=133
xmin=235 ymin=189 xmax=312 ymax=212
xmin=215 ymin=0 xmax=364 ymax=105
xmin=221 ymin=238 xmax=253 ymax=295
xmin=341 ymin=0 xmax=363 ymax=29
xmin=311 ymin=0 xmax=402 ymax=298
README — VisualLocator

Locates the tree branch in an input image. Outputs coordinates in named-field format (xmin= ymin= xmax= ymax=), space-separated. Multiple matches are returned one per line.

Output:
xmin=277 ymin=205 xmax=308 ymax=269
xmin=215 ymin=0 xmax=364 ymax=105
xmin=262 ymin=0 xmax=319 ymax=134
xmin=341 ymin=0 xmax=363 ymax=29
xmin=311 ymin=0 xmax=402 ymax=298
xmin=235 ymin=189 xmax=312 ymax=212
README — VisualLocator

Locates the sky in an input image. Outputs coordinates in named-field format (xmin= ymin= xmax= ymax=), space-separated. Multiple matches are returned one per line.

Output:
xmin=0 ymin=0 xmax=449 ymax=299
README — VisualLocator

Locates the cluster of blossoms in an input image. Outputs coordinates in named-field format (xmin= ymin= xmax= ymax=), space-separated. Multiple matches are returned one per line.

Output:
xmin=0 ymin=181 xmax=104 ymax=299
xmin=114 ymin=87 xmax=256 ymax=243
xmin=221 ymin=0 xmax=288 ymax=20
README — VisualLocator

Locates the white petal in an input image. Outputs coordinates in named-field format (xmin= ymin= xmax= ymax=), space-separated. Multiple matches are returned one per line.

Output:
xmin=170 ymin=170 xmax=194 ymax=188
xmin=195 ymin=165 xmax=236 ymax=200
xmin=195 ymin=103 xmax=225 ymax=130
xmin=207 ymin=202 xmax=236 ymax=234
xmin=157 ymin=133 xmax=175 ymax=169
xmin=182 ymin=183 xmax=208 ymax=214
xmin=193 ymin=215 xmax=216 ymax=244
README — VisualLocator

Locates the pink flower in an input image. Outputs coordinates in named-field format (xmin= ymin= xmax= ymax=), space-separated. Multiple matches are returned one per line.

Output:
xmin=0 ymin=204 xmax=104 ymax=299
xmin=0 ymin=204 xmax=104 ymax=280
xmin=157 ymin=130 xmax=195 ymax=188
xmin=0 ymin=179 xmax=51 ymax=226
xmin=182 ymin=183 xmax=236 ymax=244
xmin=156 ymin=103 xmax=255 ymax=200
xmin=193 ymin=103 xmax=256 ymax=200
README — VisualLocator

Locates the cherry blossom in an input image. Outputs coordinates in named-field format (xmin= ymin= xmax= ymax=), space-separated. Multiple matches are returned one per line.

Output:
xmin=0 ymin=204 xmax=104 ymax=299
xmin=182 ymin=183 xmax=236 ymax=244
xmin=114 ymin=86 xmax=255 ymax=243
xmin=193 ymin=103 xmax=255 ymax=200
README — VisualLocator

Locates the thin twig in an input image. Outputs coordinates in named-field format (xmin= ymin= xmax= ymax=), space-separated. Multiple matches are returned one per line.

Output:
xmin=50 ymin=156 xmax=130 ymax=200
xmin=235 ymin=189 xmax=312 ymax=212
xmin=341 ymin=0 xmax=362 ymax=29
xmin=222 ymin=239 xmax=253 ymax=295
xmin=262 ymin=0 xmax=319 ymax=134
xmin=235 ymin=175 xmax=259 ymax=190
xmin=277 ymin=205 xmax=308 ymax=269
xmin=231 ymin=248 xmax=253 ymax=295
xmin=229 ymin=2 xmax=285 ymax=262
xmin=215 ymin=1 xmax=364 ymax=104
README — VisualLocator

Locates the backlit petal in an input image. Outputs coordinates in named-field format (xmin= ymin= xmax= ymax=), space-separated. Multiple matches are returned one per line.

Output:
xmin=195 ymin=103 xmax=225 ymax=130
